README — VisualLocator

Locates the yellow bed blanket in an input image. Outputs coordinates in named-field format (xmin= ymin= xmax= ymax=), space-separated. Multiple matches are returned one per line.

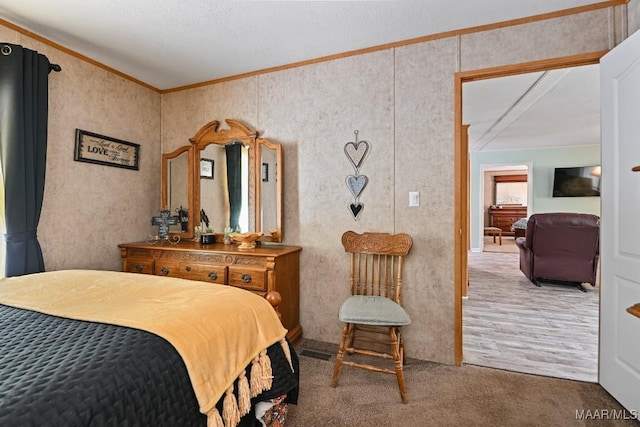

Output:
xmin=0 ymin=269 xmax=291 ymax=427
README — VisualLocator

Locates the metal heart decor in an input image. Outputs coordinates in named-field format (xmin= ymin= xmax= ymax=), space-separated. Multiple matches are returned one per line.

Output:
xmin=344 ymin=139 xmax=370 ymax=170
xmin=349 ymin=203 xmax=364 ymax=220
xmin=346 ymin=175 xmax=368 ymax=198
xmin=344 ymin=130 xmax=371 ymax=221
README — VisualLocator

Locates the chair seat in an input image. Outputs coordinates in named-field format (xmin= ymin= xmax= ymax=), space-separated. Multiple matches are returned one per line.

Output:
xmin=339 ymin=295 xmax=411 ymax=326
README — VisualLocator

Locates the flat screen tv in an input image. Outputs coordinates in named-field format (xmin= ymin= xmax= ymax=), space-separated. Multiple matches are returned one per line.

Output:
xmin=552 ymin=166 xmax=601 ymax=197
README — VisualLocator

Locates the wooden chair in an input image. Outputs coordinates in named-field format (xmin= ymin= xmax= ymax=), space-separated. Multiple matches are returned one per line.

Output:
xmin=331 ymin=231 xmax=413 ymax=403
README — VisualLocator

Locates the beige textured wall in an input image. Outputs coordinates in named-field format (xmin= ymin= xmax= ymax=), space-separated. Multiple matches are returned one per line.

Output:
xmin=460 ymin=10 xmax=611 ymax=70
xmin=160 ymin=7 xmax=619 ymax=363
xmin=1 ymin=26 xmax=161 ymax=271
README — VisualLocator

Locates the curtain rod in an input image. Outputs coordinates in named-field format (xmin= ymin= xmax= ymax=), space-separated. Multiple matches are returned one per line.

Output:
xmin=1 ymin=44 xmax=61 ymax=73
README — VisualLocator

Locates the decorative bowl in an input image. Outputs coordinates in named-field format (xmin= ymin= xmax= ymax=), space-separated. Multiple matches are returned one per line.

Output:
xmin=230 ymin=232 xmax=263 ymax=250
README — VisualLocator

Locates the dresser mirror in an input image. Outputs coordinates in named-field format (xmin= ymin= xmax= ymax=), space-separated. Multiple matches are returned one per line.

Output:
xmin=161 ymin=145 xmax=194 ymax=238
xmin=258 ymin=138 xmax=282 ymax=240
xmin=494 ymin=174 xmax=527 ymax=206
xmin=185 ymin=119 xmax=283 ymax=243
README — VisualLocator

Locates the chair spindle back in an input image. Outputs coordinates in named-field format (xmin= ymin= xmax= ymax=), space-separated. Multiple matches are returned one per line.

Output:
xmin=342 ymin=231 xmax=413 ymax=304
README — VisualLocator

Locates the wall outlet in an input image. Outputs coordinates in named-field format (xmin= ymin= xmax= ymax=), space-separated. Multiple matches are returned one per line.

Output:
xmin=409 ymin=191 xmax=420 ymax=207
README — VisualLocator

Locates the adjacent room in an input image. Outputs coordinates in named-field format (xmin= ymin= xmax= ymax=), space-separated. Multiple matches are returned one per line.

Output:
xmin=462 ymin=65 xmax=602 ymax=383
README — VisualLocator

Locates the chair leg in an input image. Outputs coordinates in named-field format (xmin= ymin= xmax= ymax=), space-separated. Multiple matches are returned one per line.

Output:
xmin=389 ymin=327 xmax=408 ymax=404
xmin=346 ymin=324 xmax=356 ymax=355
xmin=332 ymin=323 xmax=351 ymax=387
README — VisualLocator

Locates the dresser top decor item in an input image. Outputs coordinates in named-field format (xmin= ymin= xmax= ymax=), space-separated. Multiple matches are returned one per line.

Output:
xmin=230 ymin=232 xmax=264 ymax=250
xmin=148 ymin=210 xmax=181 ymax=244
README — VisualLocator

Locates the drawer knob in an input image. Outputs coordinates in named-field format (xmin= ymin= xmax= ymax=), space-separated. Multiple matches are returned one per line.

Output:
xmin=185 ymin=266 xmax=192 ymax=272
xmin=160 ymin=266 xmax=169 ymax=275
xmin=135 ymin=264 xmax=143 ymax=272
xmin=208 ymin=272 xmax=218 ymax=281
xmin=241 ymin=273 xmax=252 ymax=283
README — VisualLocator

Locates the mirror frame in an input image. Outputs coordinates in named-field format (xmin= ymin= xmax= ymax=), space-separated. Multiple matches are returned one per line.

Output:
xmin=189 ymin=119 xmax=283 ymax=243
xmin=161 ymin=144 xmax=195 ymax=239
xmin=256 ymin=136 xmax=283 ymax=242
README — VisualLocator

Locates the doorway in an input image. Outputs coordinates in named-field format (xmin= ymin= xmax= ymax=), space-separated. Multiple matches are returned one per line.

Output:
xmin=480 ymin=164 xmax=530 ymax=254
xmin=453 ymin=52 xmax=605 ymax=378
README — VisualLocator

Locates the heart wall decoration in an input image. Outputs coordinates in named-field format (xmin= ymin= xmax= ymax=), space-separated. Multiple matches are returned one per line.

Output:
xmin=346 ymin=174 xmax=368 ymax=198
xmin=349 ymin=203 xmax=364 ymax=220
xmin=344 ymin=130 xmax=371 ymax=220
xmin=344 ymin=138 xmax=370 ymax=170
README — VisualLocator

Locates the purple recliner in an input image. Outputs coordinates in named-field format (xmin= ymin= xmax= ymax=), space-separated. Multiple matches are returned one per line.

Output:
xmin=515 ymin=213 xmax=600 ymax=292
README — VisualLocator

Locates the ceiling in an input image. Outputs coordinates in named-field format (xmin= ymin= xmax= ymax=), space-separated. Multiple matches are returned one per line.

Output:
xmin=0 ymin=1 xmax=604 ymax=152
xmin=463 ymin=63 xmax=600 ymax=152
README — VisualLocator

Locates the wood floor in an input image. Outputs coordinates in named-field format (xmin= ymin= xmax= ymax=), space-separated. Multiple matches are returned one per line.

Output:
xmin=482 ymin=235 xmax=519 ymax=254
xmin=463 ymin=249 xmax=599 ymax=382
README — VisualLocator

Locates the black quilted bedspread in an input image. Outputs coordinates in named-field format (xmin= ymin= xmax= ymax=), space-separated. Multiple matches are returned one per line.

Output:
xmin=0 ymin=304 xmax=298 ymax=427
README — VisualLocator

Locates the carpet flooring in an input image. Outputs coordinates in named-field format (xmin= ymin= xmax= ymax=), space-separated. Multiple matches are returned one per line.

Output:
xmin=289 ymin=339 xmax=636 ymax=426
xmin=463 ymin=251 xmax=599 ymax=382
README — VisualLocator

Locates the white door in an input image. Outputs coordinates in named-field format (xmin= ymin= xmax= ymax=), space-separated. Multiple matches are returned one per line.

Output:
xmin=599 ymin=28 xmax=640 ymax=413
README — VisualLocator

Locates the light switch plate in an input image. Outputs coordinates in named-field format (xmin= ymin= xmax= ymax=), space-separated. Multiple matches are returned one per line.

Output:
xmin=409 ymin=191 xmax=419 ymax=207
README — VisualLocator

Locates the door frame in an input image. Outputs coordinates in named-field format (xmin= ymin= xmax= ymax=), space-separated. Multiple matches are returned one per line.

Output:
xmin=453 ymin=50 xmax=607 ymax=365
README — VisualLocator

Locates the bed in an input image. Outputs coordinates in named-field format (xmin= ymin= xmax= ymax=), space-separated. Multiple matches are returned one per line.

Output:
xmin=0 ymin=270 xmax=299 ymax=427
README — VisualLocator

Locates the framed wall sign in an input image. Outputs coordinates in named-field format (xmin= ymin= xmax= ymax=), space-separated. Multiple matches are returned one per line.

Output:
xmin=200 ymin=158 xmax=214 ymax=179
xmin=74 ymin=129 xmax=140 ymax=170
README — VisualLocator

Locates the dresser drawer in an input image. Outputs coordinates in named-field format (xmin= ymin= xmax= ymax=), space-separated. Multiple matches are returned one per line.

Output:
xmin=123 ymin=257 xmax=154 ymax=275
xmin=228 ymin=267 xmax=267 ymax=292
xmin=154 ymin=260 xmax=227 ymax=284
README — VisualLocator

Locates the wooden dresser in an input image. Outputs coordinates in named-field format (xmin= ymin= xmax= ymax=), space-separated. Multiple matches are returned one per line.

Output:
xmin=489 ymin=206 xmax=528 ymax=235
xmin=118 ymin=240 xmax=302 ymax=344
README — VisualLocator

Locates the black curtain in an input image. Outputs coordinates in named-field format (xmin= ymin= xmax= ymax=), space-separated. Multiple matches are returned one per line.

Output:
xmin=225 ymin=143 xmax=242 ymax=231
xmin=0 ymin=43 xmax=59 ymax=277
